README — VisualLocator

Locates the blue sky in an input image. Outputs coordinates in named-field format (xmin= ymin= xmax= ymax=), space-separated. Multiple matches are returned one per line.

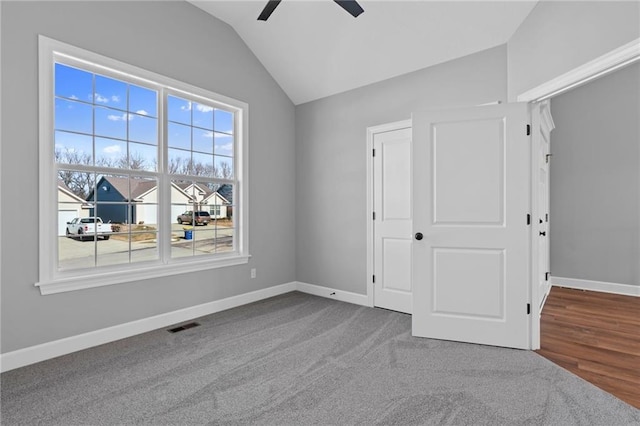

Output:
xmin=54 ymin=63 xmax=234 ymax=175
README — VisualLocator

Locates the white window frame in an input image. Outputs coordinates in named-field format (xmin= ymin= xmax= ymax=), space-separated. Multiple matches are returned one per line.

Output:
xmin=37 ymin=36 xmax=249 ymax=295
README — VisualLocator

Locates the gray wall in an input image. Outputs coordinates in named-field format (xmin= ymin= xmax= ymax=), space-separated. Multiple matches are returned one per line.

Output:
xmin=295 ymin=46 xmax=508 ymax=295
xmin=0 ymin=1 xmax=296 ymax=353
xmin=507 ymin=1 xmax=640 ymax=101
xmin=550 ymin=62 xmax=640 ymax=286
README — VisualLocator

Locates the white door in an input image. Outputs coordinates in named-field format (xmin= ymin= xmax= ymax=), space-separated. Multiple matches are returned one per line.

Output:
xmin=412 ymin=103 xmax=531 ymax=349
xmin=373 ymin=127 xmax=413 ymax=313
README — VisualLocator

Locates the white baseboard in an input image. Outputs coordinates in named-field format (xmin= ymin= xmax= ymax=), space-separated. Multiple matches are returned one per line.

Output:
xmin=295 ymin=281 xmax=370 ymax=306
xmin=551 ymin=276 xmax=640 ymax=297
xmin=0 ymin=282 xmax=297 ymax=373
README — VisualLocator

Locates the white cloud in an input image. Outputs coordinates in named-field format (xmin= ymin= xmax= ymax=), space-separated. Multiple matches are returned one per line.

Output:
xmin=107 ymin=113 xmax=134 ymax=121
xmin=94 ymin=93 xmax=109 ymax=103
xmin=216 ymin=143 xmax=233 ymax=154
xmin=69 ymin=95 xmax=79 ymax=100
xmin=111 ymin=95 xmax=120 ymax=103
xmin=196 ymin=104 xmax=214 ymax=113
xmin=180 ymin=102 xmax=192 ymax=111
xmin=103 ymin=144 xmax=122 ymax=154
xmin=214 ymin=132 xmax=233 ymax=138
xmin=203 ymin=131 xmax=214 ymax=139
xmin=136 ymin=109 xmax=149 ymax=116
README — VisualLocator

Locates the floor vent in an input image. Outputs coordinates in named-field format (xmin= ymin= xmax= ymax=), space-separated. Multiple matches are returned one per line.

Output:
xmin=168 ymin=322 xmax=200 ymax=333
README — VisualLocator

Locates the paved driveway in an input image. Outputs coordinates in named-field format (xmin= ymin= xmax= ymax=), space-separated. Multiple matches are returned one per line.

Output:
xmin=58 ymin=223 xmax=233 ymax=270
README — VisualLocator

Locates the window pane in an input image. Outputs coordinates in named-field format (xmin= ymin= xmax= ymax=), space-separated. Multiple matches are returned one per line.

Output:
xmin=95 ymin=74 xmax=127 ymax=110
xmin=129 ymin=84 xmax=157 ymax=118
xmin=215 ymin=227 xmax=234 ymax=254
xmin=193 ymin=129 xmax=214 ymax=154
xmin=168 ymin=95 xmax=191 ymax=125
xmin=192 ymin=152 xmax=213 ymax=177
xmin=95 ymin=107 xmax=127 ymax=140
xmin=216 ymin=183 xmax=233 ymax=205
xmin=97 ymin=233 xmax=129 ymax=267
xmin=192 ymin=102 xmax=213 ymax=130
xmin=55 ymin=98 xmax=93 ymax=134
xmin=214 ymin=109 xmax=233 ymax=134
xmin=168 ymin=148 xmax=192 ymax=175
xmin=214 ymin=155 xmax=233 ymax=179
xmin=95 ymin=137 xmax=126 ymax=168
xmin=58 ymin=200 xmax=96 ymax=270
xmin=93 ymin=203 xmax=129 ymax=225
xmin=129 ymin=114 xmax=157 ymax=145
xmin=59 ymin=233 xmax=96 ymax=270
xmin=58 ymin=170 xmax=95 ymax=200
xmin=214 ymin=133 xmax=233 ymax=157
xmin=168 ymin=122 xmax=191 ymax=150
xmin=131 ymin=229 xmax=158 ymax=263
xmin=91 ymin=174 xmax=129 ymax=203
xmin=55 ymin=131 xmax=94 ymax=166
xmin=55 ymin=63 xmax=93 ymax=101
xmin=129 ymin=142 xmax=157 ymax=171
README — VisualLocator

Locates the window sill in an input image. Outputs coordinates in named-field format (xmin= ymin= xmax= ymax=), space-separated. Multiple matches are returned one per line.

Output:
xmin=36 ymin=254 xmax=251 ymax=295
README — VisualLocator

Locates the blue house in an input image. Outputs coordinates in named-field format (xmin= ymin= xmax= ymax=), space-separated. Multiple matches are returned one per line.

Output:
xmin=86 ymin=176 xmax=156 ymax=224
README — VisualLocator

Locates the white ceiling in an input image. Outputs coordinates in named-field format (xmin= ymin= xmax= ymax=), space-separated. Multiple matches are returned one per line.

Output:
xmin=189 ymin=1 xmax=538 ymax=105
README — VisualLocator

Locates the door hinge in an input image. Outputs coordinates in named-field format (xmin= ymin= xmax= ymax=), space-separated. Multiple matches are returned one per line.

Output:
xmin=545 ymin=272 xmax=550 ymax=281
xmin=372 ymin=275 xmax=376 ymax=283
xmin=545 ymin=213 xmax=549 ymax=222
xmin=526 ymin=214 xmax=531 ymax=225
xmin=526 ymin=124 xmax=531 ymax=136
xmin=372 ymin=149 xmax=376 ymax=157
xmin=546 ymin=153 xmax=552 ymax=163
xmin=527 ymin=303 xmax=531 ymax=315
xmin=372 ymin=211 xmax=376 ymax=220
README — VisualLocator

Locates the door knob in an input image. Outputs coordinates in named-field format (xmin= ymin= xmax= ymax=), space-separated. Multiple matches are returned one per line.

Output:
xmin=539 ymin=231 xmax=546 ymax=236
xmin=415 ymin=232 xmax=424 ymax=241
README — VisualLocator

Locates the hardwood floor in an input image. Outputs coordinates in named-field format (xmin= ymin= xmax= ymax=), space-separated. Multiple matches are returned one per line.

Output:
xmin=536 ymin=286 xmax=640 ymax=409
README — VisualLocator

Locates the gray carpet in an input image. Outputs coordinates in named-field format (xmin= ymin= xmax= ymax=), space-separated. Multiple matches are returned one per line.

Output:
xmin=1 ymin=291 xmax=639 ymax=425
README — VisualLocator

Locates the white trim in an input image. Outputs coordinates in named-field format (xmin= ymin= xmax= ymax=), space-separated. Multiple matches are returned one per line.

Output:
xmin=295 ymin=281 xmax=369 ymax=306
xmin=37 ymin=255 xmax=250 ymax=295
xmin=551 ymin=276 xmax=640 ymax=297
xmin=517 ymin=38 xmax=640 ymax=102
xmin=365 ymin=119 xmax=412 ymax=309
xmin=0 ymin=282 xmax=297 ymax=372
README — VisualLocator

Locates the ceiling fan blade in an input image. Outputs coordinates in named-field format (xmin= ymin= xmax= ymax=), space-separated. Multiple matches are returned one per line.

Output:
xmin=258 ymin=0 xmax=282 ymax=21
xmin=333 ymin=0 xmax=364 ymax=18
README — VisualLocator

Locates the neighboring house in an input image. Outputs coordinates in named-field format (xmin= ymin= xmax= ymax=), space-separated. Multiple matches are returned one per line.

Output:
xmin=86 ymin=177 xmax=229 ymax=224
xmin=176 ymin=182 xmax=231 ymax=219
xmin=202 ymin=191 xmax=229 ymax=219
xmin=57 ymin=180 xmax=90 ymax=236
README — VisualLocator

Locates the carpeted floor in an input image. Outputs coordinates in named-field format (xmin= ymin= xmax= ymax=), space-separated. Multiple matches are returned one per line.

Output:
xmin=2 ymin=291 xmax=639 ymax=425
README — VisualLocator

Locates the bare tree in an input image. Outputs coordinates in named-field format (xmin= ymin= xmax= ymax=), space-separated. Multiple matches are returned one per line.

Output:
xmin=56 ymin=148 xmax=95 ymax=199
xmin=216 ymin=161 xmax=233 ymax=180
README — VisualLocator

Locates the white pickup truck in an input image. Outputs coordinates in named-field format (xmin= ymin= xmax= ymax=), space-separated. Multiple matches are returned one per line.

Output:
xmin=66 ymin=217 xmax=112 ymax=240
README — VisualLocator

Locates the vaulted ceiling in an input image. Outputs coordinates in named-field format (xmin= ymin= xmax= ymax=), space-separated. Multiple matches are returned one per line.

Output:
xmin=189 ymin=1 xmax=538 ymax=105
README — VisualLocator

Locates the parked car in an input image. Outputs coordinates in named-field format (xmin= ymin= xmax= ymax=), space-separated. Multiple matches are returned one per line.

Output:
xmin=177 ymin=211 xmax=211 ymax=225
xmin=66 ymin=217 xmax=112 ymax=240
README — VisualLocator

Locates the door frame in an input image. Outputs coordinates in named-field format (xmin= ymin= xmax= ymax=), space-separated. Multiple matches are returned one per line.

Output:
xmin=366 ymin=119 xmax=412 ymax=308
xmin=529 ymin=100 xmax=555 ymax=349
xmin=517 ymin=38 xmax=639 ymax=102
